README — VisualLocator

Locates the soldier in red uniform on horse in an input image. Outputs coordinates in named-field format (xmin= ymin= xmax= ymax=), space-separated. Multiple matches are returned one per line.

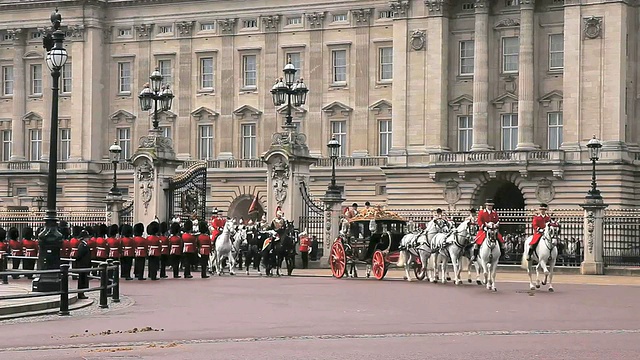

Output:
xmin=471 ymin=199 xmax=507 ymax=261
xmin=210 ymin=208 xmax=226 ymax=245
xmin=527 ymin=203 xmax=552 ymax=261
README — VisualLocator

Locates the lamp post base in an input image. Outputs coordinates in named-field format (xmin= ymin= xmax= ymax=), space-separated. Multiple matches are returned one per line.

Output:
xmin=34 ymin=218 xmax=63 ymax=292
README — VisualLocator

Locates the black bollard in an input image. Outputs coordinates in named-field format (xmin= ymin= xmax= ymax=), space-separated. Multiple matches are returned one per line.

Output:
xmin=1 ymin=254 xmax=8 ymax=284
xmin=99 ymin=262 xmax=108 ymax=309
xmin=112 ymin=260 xmax=120 ymax=303
xmin=59 ymin=264 xmax=70 ymax=316
xmin=106 ymin=259 xmax=114 ymax=296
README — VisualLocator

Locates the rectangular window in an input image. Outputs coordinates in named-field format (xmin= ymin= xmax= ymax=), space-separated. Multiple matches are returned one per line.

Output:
xmin=30 ymin=64 xmax=42 ymax=95
xmin=379 ymin=47 xmax=393 ymax=81
xmin=241 ymin=124 xmax=257 ymax=160
xmin=462 ymin=2 xmax=475 ymax=10
xmin=242 ymin=19 xmax=258 ymax=28
xmin=332 ymin=14 xmax=347 ymax=22
xmin=160 ymin=126 xmax=172 ymax=139
xmin=116 ymin=127 xmax=131 ymax=160
xmin=118 ymin=62 xmax=131 ymax=93
xmin=29 ymin=129 xmax=42 ymax=161
xmin=547 ymin=112 xmax=563 ymax=150
xmin=158 ymin=60 xmax=172 ymax=85
xmin=502 ymin=37 xmax=519 ymax=73
xmin=198 ymin=125 xmax=214 ymax=160
xmin=378 ymin=120 xmax=392 ymax=156
xmin=2 ymin=130 xmax=11 ymax=161
xmin=61 ymin=63 xmax=72 ymax=93
xmin=378 ymin=11 xmax=394 ymax=19
xmin=501 ymin=114 xmax=518 ymax=150
xmin=200 ymin=57 xmax=214 ymax=89
xmin=118 ymin=28 xmax=132 ymax=37
xmin=287 ymin=17 xmax=302 ymax=25
xmin=200 ymin=23 xmax=215 ymax=31
xmin=332 ymin=49 xmax=347 ymax=84
xmin=31 ymin=32 xmax=41 ymax=40
xmin=242 ymin=55 xmax=257 ymax=88
xmin=159 ymin=25 xmax=173 ymax=34
xmin=2 ymin=66 xmax=13 ymax=96
xmin=285 ymin=52 xmax=302 ymax=81
xmin=59 ymin=128 xmax=71 ymax=161
xmin=331 ymin=121 xmax=347 ymax=157
xmin=549 ymin=34 xmax=564 ymax=71
xmin=457 ymin=116 xmax=473 ymax=152
xmin=459 ymin=40 xmax=474 ymax=76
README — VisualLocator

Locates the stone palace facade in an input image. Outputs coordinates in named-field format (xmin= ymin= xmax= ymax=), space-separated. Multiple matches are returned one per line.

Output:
xmin=0 ymin=0 xmax=638 ymax=217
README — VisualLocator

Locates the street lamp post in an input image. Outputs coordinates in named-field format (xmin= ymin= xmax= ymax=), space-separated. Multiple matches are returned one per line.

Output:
xmin=34 ymin=9 xmax=69 ymax=292
xmin=326 ymin=136 xmax=341 ymax=193
xmin=586 ymin=135 xmax=603 ymax=200
xmin=32 ymin=196 xmax=45 ymax=211
xmin=270 ymin=59 xmax=309 ymax=130
xmin=138 ymin=69 xmax=174 ymax=130
xmin=108 ymin=140 xmax=122 ymax=196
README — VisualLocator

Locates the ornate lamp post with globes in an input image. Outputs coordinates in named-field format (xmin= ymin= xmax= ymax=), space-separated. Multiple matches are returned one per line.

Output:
xmin=585 ymin=135 xmax=603 ymax=200
xmin=108 ymin=140 xmax=122 ymax=196
xmin=326 ymin=137 xmax=341 ymax=195
xmin=34 ymin=9 xmax=69 ymax=292
xmin=138 ymin=68 xmax=174 ymax=130
xmin=270 ymin=60 xmax=308 ymax=130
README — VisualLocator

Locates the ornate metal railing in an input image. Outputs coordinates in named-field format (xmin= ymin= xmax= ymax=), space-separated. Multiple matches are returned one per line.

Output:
xmin=0 ymin=209 xmax=107 ymax=235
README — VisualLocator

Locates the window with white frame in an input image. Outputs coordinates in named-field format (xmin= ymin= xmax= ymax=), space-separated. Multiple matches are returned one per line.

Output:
xmin=118 ymin=28 xmax=132 ymax=37
xmin=379 ymin=47 xmax=393 ymax=81
xmin=242 ymin=19 xmax=258 ymax=28
xmin=200 ymin=57 xmax=214 ymax=89
xmin=502 ymin=37 xmax=519 ymax=73
xmin=462 ymin=2 xmax=475 ymax=10
xmin=29 ymin=128 xmax=42 ymax=161
xmin=331 ymin=121 xmax=347 ymax=156
xmin=59 ymin=128 xmax=71 ymax=161
xmin=459 ymin=40 xmax=474 ymax=76
xmin=116 ymin=127 xmax=131 ymax=160
xmin=118 ymin=62 xmax=131 ymax=93
xmin=378 ymin=10 xmax=394 ymax=19
xmin=331 ymin=49 xmax=347 ymax=84
xmin=198 ymin=125 xmax=214 ymax=160
xmin=458 ymin=116 xmax=473 ymax=151
xmin=160 ymin=126 xmax=172 ymax=139
xmin=30 ymin=64 xmax=42 ymax=95
xmin=241 ymin=124 xmax=257 ymax=160
xmin=2 ymin=65 xmax=13 ymax=96
xmin=378 ymin=120 xmax=392 ymax=156
xmin=159 ymin=25 xmax=173 ymax=34
xmin=242 ymin=54 xmax=257 ymax=88
xmin=287 ymin=16 xmax=302 ymax=25
xmin=549 ymin=34 xmax=564 ymax=71
xmin=501 ymin=114 xmax=518 ymax=150
xmin=332 ymin=14 xmax=347 ymax=22
xmin=2 ymin=130 xmax=11 ymax=161
xmin=61 ymin=63 xmax=72 ymax=93
xmin=200 ymin=23 xmax=215 ymax=31
xmin=285 ymin=52 xmax=302 ymax=81
xmin=547 ymin=112 xmax=563 ymax=150
xmin=2 ymin=33 xmax=12 ymax=41
xmin=158 ymin=60 xmax=172 ymax=85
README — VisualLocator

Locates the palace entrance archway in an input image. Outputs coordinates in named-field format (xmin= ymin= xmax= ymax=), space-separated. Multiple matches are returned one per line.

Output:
xmin=228 ymin=195 xmax=264 ymax=223
xmin=474 ymin=180 xmax=525 ymax=210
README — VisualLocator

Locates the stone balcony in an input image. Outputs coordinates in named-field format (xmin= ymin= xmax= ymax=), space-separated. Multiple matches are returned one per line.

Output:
xmin=426 ymin=150 xmax=565 ymax=166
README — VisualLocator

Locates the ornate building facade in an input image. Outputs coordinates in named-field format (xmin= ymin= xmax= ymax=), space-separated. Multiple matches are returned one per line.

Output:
xmin=0 ymin=0 xmax=638 ymax=217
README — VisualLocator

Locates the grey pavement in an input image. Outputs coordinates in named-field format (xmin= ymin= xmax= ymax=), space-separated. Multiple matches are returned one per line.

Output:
xmin=0 ymin=272 xmax=639 ymax=359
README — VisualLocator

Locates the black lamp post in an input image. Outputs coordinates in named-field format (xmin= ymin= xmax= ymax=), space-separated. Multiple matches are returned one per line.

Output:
xmin=327 ymin=136 xmax=341 ymax=193
xmin=270 ymin=59 xmax=309 ymax=129
xmin=35 ymin=9 xmax=68 ymax=292
xmin=32 ymin=196 xmax=45 ymax=211
xmin=108 ymin=139 xmax=122 ymax=196
xmin=138 ymin=68 xmax=174 ymax=130
xmin=586 ymin=135 xmax=603 ymax=200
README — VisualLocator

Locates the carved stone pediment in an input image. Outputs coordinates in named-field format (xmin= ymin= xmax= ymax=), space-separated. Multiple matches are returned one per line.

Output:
xmin=233 ymin=104 xmax=262 ymax=120
xmin=448 ymin=94 xmax=473 ymax=112
xmin=191 ymin=107 xmax=220 ymax=121
xmin=495 ymin=18 xmax=520 ymax=28
xmin=369 ymin=99 xmax=392 ymax=116
xmin=277 ymin=104 xmax=307 ymax=116
xmin=23 ymin=50 xmax=44 ymax=59
xmin=158 ymin=110 xmax=177 ymax=123
xmin=109 ymin=110 xmax=137 ymax=124
xmin=322 ymin=101 xmax=353 ymax=117
xmin=22 ymin=111 xmax=42 ymax=126
xmin=538 ymin=90 xmax=563 ymax=110
xmin=492 ymin=92 xmax=518 ymax=110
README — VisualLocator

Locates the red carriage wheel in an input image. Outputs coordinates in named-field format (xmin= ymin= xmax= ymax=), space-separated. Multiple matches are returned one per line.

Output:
xmin=372 ymin=250 xmax=386 ymax=280
xmin=330 ymin=240 xmax=346 ymax=279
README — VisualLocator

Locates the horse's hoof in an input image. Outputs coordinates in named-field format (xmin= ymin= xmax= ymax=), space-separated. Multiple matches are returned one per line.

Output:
xmin=446 ymin=277 xmax=451 ymax=281
xmin=530 ymin=285 xmax=536 ymax=291
xmin=246 ymin=271 xmax=249 ymax=276
xmin=403 ymin=276 xmax=408 ymax=280
xmin=468 ymin=279 xmax=472 ymax=283
xmin=230 ymin=272 xmax=236 ymax=276
xmin=541 ymin=281 xmax=547 ymax=286
xmin=548 ymin=287 xmax=554 ymax=293
xmin=476 ymin=280 xmax=482 ymax=285
xmin=493 ymin=288 xmax=497 ymax=292
xmin=535 ymin=284 xmax=541 ymax=289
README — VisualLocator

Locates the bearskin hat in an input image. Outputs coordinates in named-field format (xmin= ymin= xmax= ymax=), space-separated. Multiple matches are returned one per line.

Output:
xmin=8 ymin=227 xmax=19 ymax=240
xmin=133 ymin=223 xmax=144 ymax=236
xmin=22 ymin=226 xmax=33 ymax=240
xmin=198 ymin=221 xmax=209 ymax=235
xmin=79 ymin=230 xmax=90 ymax=239
xmin=159 ymin=221 xmax=168 ymax=235
xmin=170 ymin=222 xmax=181 ymax=235
xmin=121 ymin=224 xmax=134 ymax=238
xmin=183 ymin=219 xmax=193 ymax=232
xmin=72 ymin=225 xmax=82 ymax=238
xmin=0 ymin=227 xmax=6 ymax=241
xmin=146 ymin=222 xmax=159 ymax=236
xmin=84 ymin=225 xmax=94 ymax=237
xmin=99 ymin=224 xmax=108 ymax=237
xmin=108 ymin=224 xmax=119 ymax=237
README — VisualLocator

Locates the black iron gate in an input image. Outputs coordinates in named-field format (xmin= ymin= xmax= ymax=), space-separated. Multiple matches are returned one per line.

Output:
xmin=118 ymin=201 xmax=134 ymax=225
xmin=299 ymin=181 xmax=324 ymax=260
xmin=166 ymin=162 xmax=208 ymax=222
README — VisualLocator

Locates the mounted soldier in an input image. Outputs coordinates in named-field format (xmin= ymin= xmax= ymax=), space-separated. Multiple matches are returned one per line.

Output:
xmin=210 ymin=208 xmax=226 ymax=245
xmin=527 ymin=203 xmax=552 ymax=261
xmin=270 ymin=207 xmax=287 ymax=238
xmin=471 ymin=199 xmax=507 ymax=261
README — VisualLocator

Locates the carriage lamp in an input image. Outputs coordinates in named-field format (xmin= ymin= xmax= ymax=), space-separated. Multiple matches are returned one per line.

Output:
xmin=270 ymin=59 xmax=309 ymax=129
xmin=108 ymin=139 xmax=122 ymax=196
xmin=327 ymin=136 xmax=341 ymax=192
xmin=586 ymin=135 xmax=603 ymax=200
xmin=138 ymin=68 xmax=174 ymax=130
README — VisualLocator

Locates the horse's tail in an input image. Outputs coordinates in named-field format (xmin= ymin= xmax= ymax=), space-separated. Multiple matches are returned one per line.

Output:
xmin=397 ymin=250 xmax=407 ymax=267
xmin=520 ymin=252 xmax=529 ymax=270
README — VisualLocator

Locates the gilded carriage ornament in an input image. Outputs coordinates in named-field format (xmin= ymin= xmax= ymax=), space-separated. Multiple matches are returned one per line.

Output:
xmin=137 ymin=159 xmax=155 ymax=215
xmin=443 ymin=179 xmax=461 ymax=205
xmin=271 ymin=156 xmax=290 ymax=207
xmin=535 ymin=178 xmax=555 ymax=203
xmin=586 ymin=210 xmax=595 ymax=253
xmin=583 ymin=16 xmax=602 ymax=39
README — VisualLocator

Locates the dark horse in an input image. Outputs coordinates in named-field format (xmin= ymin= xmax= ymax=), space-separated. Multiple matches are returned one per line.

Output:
xmin=240 ymin=226 xmax=269 ymax=275
xmin=261 ymin=221 xmax=297 ymax=276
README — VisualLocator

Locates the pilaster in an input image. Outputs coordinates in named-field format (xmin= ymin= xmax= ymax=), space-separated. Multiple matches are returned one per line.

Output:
xmin=352 ymin=9 xmax=371 ymax=157
xmin=176 ymin=21 xmax=194 ymax=160
xmin=516 ymin=0 xmax=537 ymax=150
xmin=218 ymin=19 xmax=236 ymax=160
xmin=470 ymin=0 xmax=491 ymax=151
xmin=307 ymin=19 xmax=324 ymax=157
xmin=135 ymin=25 xmax=152 ymax=153
xmin=263 ymin=18 xmax=279 ymax=157
xmin=9 ymin=29 xmax=26 ymax=161
xmin=387 ymin=6 xmax=409 ymax=163
xmin=322 ymin=192 xmax=344 ymax=265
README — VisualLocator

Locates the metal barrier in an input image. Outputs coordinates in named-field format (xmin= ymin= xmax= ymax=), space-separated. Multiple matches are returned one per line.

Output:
xmin=0 ymin=254 xmax=120 ymax=315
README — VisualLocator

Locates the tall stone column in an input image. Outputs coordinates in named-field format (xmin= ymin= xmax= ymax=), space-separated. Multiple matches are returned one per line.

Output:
xmin=470 ymin=0 xmax=491 ymax=151
xmin=321 ymin=190 xmax=344 ymax=265
xmin=580 ymin=197 xmax=607 ymax=275
xmin=217 ymin=19 xmax=236 ymax=160
xmin=387 ymin=4 xmax=409 ymax=164
xmin=516 ymin=0 xmax=536 ymax=150
xmin=176 ymin=21 xmax=194 ymax=160
xmin=352 ymin=9 xmax=371 ymax=157
xmin=306 ymin=13 xmax=324 ymax=157
xmin=9 ymin=29 xmax=26 ymax=161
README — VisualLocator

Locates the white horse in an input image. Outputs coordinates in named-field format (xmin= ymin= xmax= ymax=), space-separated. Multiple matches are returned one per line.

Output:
xmin=425 ymin=218 xmax=453 ymax=283
xmin=521 ymin=220 xmax=560 ymax=292
xmin=397 ymin=228 xmax=431 ymax=281
xmin=233 ymin=226 xmax=247 ymax=270
xmin=477 ymin=222 xmax=501 ymax=291
xmin=211 ymin=219 xmax=236 ymax=276
xmin=435 ymin=220 xmax=478 ymax=285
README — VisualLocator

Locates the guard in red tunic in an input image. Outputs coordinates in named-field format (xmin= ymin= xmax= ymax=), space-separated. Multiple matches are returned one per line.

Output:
xmin=197 ymin=221 xmax=211 ymax=278
xmin=159 ymin=222 xmax=170 ymax=278
xmin=21 ymin=227 xmax=37 ymax=279
xmin=107 ymin=224 xmax=121 ymax=260
xmin=527 ymin=203 xmax=552 ymax=260
xmin=8 ymin=227 xmax=21 ymax=279
xmin=168 ymin=222 xmax=183 ymax=278
xmin=69 ymin=226 xmax=82 ymax=280
xmin=95 ymin=224 xmax=109 ymax=263
xmin=181 ymin=219 xmax=197 ymax=279
xmin=298 ymin=230 xmax=311 ymax=269
xmin=210 ymin=208 xmax=226 ymax=245
xmin=120 ymin=224 xmax=135 ymax=280
xmin=146 ymin=222 xmax=161 ymax=281
xmin=133 ymin=223 xmax=147 ymax=280
xmin=471 ymin=199 xmax=506 ymax=261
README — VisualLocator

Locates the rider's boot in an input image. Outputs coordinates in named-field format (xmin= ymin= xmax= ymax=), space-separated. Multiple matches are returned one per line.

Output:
xmin=470 ymin=243 xmax=479 ymax=261
xmin=526 ymin=244 xmax=536 ymax=261
xmin=499 ymin=242 xmax=507 ymax=257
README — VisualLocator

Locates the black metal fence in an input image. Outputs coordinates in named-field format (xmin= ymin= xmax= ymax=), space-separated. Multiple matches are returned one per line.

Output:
xmin=0 ymin=254 xmax=120 ymax=315
xmin=603 ymin=210 xmax=640 ymax=266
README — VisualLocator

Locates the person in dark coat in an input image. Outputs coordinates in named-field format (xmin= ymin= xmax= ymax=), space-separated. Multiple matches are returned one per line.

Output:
xmin=75 ymin=230 xmax=92 ymax=299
